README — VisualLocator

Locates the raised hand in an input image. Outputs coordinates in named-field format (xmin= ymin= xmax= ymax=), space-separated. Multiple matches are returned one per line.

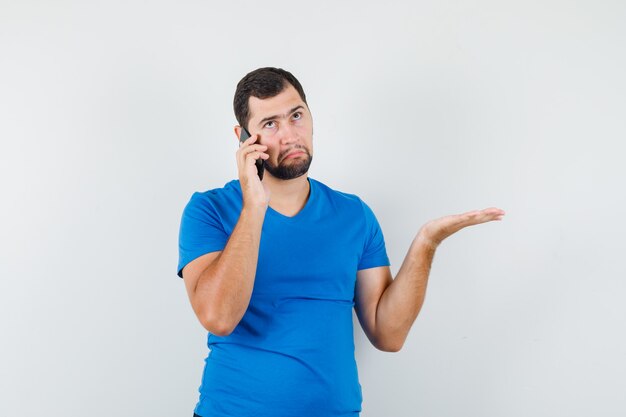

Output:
xmin=418 ymin=207 xmax=506 ymax=248
xmin=236 ymin=133 xmax=270 ymax=208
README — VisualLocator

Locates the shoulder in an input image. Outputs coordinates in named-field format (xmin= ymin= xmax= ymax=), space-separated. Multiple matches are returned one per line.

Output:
xmin=183 ymin=180 xmax=242 ymax=215
xmin=187 ymin=179 xmax=241 ymax=204
xmin=310 ymin=177 xmax=371 ymax=215
xmin=311 ymin=177 xmax=360 ymax=201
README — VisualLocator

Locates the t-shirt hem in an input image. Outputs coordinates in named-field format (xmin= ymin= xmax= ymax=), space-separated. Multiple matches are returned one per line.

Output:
xmin=177 ymin=247 xmax=225 ymax=278
xmin=357 ymin=258 xmax=390 ymax=271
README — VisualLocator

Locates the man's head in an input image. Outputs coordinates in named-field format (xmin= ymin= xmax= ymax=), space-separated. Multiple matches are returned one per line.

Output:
xmin=234 ymin=67 xmax=308 ymax=131
xmin=233 ymin=67 xmax=313 ymax=181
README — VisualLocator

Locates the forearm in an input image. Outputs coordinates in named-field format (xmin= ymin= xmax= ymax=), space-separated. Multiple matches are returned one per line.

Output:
xmin=375 ymin=234 xmax=438 ymax=351
xmin=195 ymin=205 xmax=266 ymax=332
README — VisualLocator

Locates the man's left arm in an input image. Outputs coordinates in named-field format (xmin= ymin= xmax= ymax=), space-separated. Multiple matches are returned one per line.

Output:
xmin=354 ymin=207 xmax=505 ymax=352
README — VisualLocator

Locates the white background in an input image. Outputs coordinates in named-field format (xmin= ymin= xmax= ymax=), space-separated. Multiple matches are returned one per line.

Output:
xmin=1 ymin=1 xmax=625 ymax=416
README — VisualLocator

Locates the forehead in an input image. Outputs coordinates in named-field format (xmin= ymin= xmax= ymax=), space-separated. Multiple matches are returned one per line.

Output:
xmin=248 ymin=84 xmax=307 ymax=121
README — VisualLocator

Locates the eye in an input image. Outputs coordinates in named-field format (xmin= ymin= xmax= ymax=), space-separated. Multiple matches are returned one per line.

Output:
xmin=292 ymin=112 xmax=302 ymax=120
xmin=264 ymin=120 xmax=276 ymax=129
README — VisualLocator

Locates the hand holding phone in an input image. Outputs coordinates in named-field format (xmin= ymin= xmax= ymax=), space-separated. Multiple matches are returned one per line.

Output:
xmin=239 ymin=128 xmax=265 ymax=180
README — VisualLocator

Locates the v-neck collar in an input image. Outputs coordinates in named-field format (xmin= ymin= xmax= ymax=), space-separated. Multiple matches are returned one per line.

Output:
xmin=267 ymin=177 xmax=315 ymax=222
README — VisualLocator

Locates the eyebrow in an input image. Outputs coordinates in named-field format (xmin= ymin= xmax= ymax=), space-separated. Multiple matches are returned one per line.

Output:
xmin=257 ymin=105 xmax=305 ymax=127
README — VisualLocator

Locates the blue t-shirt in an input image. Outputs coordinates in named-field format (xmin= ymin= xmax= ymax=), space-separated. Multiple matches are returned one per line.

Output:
xmin=177 ymin=177 xmax=390 ymax=417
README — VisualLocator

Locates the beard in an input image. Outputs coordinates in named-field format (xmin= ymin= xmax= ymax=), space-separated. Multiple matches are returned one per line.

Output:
xmin=263 ymin=145 xmax=313 ymax=180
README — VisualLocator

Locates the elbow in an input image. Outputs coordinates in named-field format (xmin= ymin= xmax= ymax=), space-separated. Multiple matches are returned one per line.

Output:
xmin=377 ymin=343 xmax=403 ymax=353
xmin=374 ymin=335 xmax=404 ymax=353
xmin=192 ymin=292 xmax=238 ymax=336
xmin=200 ymin=316 xmax=234 ymax=337
xmin=198 ymin=311 xmax=236 ymax=337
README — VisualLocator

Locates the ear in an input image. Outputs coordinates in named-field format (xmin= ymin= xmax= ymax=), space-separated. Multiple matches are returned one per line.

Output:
xmin=234 ymin=125 xmax=243 ymax=142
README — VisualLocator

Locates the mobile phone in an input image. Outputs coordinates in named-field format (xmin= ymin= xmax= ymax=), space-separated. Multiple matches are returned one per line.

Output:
xmin=239 ymin=127 xmax=264 ymax=180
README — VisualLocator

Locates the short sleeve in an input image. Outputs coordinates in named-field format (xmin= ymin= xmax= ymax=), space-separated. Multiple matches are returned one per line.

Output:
xmin=177 ymin=193 xmax=228 ymax=278
xmin=357 ymin=200 xmax=390 ymax=271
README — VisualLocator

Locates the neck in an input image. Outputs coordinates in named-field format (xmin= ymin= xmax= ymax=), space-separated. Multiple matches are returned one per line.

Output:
xmin=263 ymin=174 xmax=311 ymax=216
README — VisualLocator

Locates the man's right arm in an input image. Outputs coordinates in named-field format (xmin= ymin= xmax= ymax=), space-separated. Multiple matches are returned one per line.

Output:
xmin=181 ymin=205 xmax=266 ymax=336
xmin=181 ymin=132 xmax=269 ymax=336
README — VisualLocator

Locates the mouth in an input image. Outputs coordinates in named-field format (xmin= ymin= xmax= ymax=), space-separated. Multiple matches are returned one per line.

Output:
xmin=284 ymin=151 xmax=305 ymax=160
xmin=280 ymin=148 xmax=308 ymax=163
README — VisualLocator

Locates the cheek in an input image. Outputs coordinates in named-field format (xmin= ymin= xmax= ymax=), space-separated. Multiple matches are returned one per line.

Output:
xmin=264 ymin=144 xmax=281 ymax=161
xmin=294 ymin=124 xmax=312 ymax=144
xmin=295 ymin=122 xmax=311 ymax=133
xmin=258 ymin=135 xmax=277 ymax=149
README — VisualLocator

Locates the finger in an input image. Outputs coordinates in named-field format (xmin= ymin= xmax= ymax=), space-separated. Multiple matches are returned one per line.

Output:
xmin=237 ymin=144 xmax=268 ymax=165
xmin=240 ymin=133 xmax=260 ymax=147
xmin=458 ymin=210 xmax=502 ymax=226
xmin=245 ymin=151 xmax=269 ymax=162
xmin=467 ymin=208 xmax=505 ymax=222
xmin=239 ymin=144 xmax=268 ymax=154
xmin=486 ymin=209 xmax=506 ymax=221
xmin=239 ymin=148 xmax=268 ymax=164
xmin=482 ymin=207 xmax=506 ymax=215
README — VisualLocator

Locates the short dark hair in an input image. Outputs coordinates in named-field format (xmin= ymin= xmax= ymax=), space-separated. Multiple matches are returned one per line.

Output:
xmin=233 ymin=67 xmax=308 ymax=131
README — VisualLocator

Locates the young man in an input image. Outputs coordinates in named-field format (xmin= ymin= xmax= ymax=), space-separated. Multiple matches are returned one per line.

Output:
xmin=177 ymin=67 xmax=505 ymax=417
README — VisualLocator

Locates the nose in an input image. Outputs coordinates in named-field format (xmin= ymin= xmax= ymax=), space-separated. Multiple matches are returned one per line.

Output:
xmin=278 ymin=123 xmax=298 ymax=145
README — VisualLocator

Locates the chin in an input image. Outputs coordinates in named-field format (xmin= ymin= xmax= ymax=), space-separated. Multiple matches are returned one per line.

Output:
xmin=264 ymin=155 xmax=313 ymax=180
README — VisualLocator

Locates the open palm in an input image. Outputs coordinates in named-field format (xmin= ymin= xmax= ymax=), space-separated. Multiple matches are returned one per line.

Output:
xmin=420 ymin=207 xmax=506 ymax=247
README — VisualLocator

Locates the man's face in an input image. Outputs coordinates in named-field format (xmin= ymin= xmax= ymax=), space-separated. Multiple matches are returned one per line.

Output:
xmin=246 ymin=84 xmax=313 ymax=180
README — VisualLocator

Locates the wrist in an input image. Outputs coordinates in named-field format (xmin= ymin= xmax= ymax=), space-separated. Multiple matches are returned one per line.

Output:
xmin=241 ymin=202 xmax=268 ymax=216
xmin=415 ymin=229 xmax=440 ymax=250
